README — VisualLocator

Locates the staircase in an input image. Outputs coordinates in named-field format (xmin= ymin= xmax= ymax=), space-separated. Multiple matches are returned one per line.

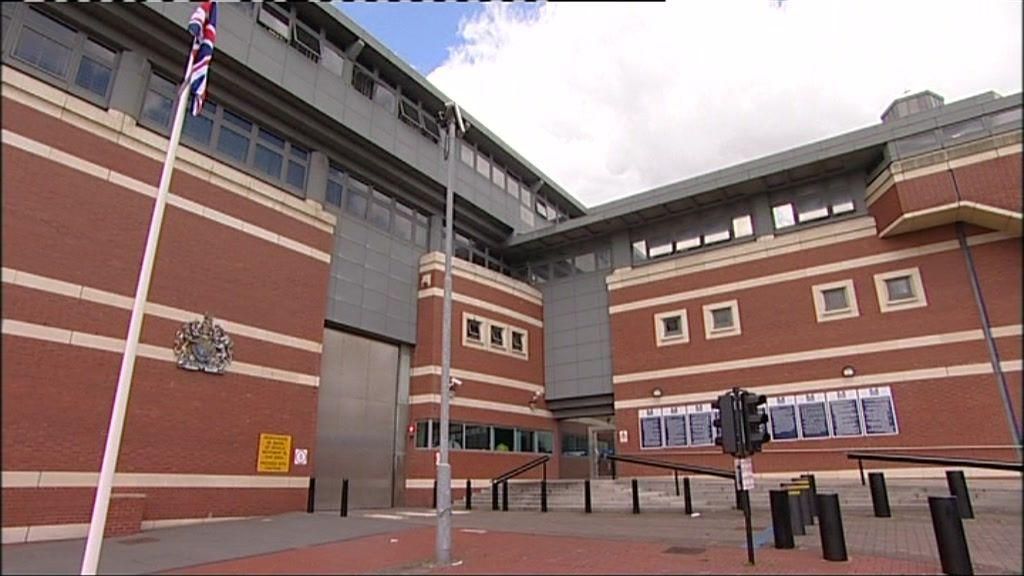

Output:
xmin=463 ymin=476 xmax=1022 ymax=513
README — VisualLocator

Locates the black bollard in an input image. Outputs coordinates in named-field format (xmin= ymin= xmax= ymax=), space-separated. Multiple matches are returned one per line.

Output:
xmin=788 ymin=490 xmax=806 ymax=536
xmin=584 ymin=479 xmax=592 ymax=513
xmin=929 ymin=496 xmax=973 ymax=575
xmin=674 ymin=470 xmax=680 ymax=496
xmin=735 ymin=488 xmax=742 ymax=510
xmin=683 ymin=477 xmax=693 ymax=515
xmin=432 ymin=479 xmax=437 ymax=509
xmin=800 ymin=487 xmax=814 ymax=526
xmin=541 ymin=479 xmax=548 ymax=512
xmin=946 ymin=470 xmax=974 ymax=520
xmin=306 ymin=477 xmax=316 ymax=514
xmin=340 ymin=478 xmax=349 ymax=518
xmin=466 ymin=479 xmax=472 ymax=511
xmin=770 ymin=490 xmax=795 ymax=549
xmin=632 ymin=478 xmax=640 ymax=514
xmin=502 ymin=480 xmax=509 ymax=511
xmin=869 ymin=472 xmax=891 ymax=518
xmin=492 ymin=483 xmax=498 ymax=511
xmin=816 ymin=493 xmax=848 ymax=562
xmin=800 ymin=474 xmax=818 ymax=518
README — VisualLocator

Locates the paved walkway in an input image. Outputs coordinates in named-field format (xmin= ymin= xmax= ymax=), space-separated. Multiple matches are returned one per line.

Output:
xmin=2 ymin=506 xmax=1020 ymax=575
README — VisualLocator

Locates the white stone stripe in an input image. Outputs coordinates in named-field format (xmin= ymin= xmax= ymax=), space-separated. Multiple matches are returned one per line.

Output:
xmin=879 ymin=201 xmax=1022 ymax=237
xmin=2 ymin=129 xmax=331 ymax=264
xmin=409 ymin=393 xmax=553 ymax=418
xmin=614 ymin=324 xmax=1021 ymax=385
xmin=1 ymin=64 xmax=335 ymax=231
xmin=418 ymin=288 xmax=543 ymax=327
xmin=1 ymin=319 xmax=320 ymax=387
xmin=608 ymin=231 xmax=1010 ymax=314
xmin=418 ymin=252 xmax=542 ymax=305
xmin=614 ymin=358 xmax=1023 ymax=410
xmin=0 ymin=471 xmax=309 ymax=489
xmin=410 ymin=365 xmax=543 ymax=394
xmin=2 ymin=267 xmax=322 ymax=354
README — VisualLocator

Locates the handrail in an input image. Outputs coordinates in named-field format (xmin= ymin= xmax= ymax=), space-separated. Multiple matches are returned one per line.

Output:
xmin=847 ymin=451 xmax=1023 ymax=472
xmin=607 ymin=454 xmax=734 ymax=480
xmin=491 ymin=455 xmax=550 ymax=485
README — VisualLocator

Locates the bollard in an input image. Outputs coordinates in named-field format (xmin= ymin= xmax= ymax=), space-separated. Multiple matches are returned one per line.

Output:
xmin=466 ymin=479 xmax=472 ymax=511
xmin=432 ymin=479 xmax=437 ymax=509
xmin=502 ymin=480 xmax=509 ymax=511
xmin=674 ymin=470 xmax=680 ymax=496
xmin=492 ymin=483 xmax=498 ymax=511
xmin=306 ymin=477 xmax=316 ymax=514
xmin=816 ymin=493 xmax=848 ymax=562
xmin=781 ymin=482 xmax=812 ymax=526
xmin=946 ymin=470 xmax=974 ymax=520
xmin=770 ymin=490 xmax=795 ymax=549
xmin=340 ymin=478 xmax=349 ymax=518
xmin=869 ymin=472 xmax=891 ymax=518
xmin=683 ymin=477 xmax=693 ymax=515
xmin=584 ymin=479 xmax=592 ymax=513
xmin=787 ymin=490 xmax=806 ymax=536
xmin=929 ymin=496 xmax=974 ymax=575
xmin=735 ymin=488 xmax=742 ymax=510
xmin=800 ymin=474 xmax=818 ymax=518
xmin=632 ymin=478 xmax=640 ymax=514
xmin=541 ymin=479 xmax=548 ymax=512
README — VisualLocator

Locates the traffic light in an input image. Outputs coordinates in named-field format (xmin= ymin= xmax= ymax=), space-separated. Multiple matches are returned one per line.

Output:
xmin=712 ymin=392 xmax=739 ymax=456
xmin=740 ymin=391 xmax=770 ymax=454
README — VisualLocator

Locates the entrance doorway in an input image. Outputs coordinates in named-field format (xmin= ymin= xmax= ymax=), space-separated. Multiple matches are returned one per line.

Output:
xmin=590 ymin=428 xmax=616 ymax=478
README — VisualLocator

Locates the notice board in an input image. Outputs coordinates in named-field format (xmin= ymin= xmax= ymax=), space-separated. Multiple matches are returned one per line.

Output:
xmin=257 ymin=433 xmax=292 ymax=473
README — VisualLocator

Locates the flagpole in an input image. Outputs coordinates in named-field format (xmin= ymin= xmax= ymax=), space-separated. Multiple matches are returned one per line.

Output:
xmin=80 ymin=52 xmax=195 ymax=576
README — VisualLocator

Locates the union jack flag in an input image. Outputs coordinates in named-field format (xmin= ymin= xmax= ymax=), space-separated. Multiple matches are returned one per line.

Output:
xmin=187 ymin=1 xmax=218 ymax=116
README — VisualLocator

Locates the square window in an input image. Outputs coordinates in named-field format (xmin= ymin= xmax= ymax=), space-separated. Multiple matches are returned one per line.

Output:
xmin=654 ymin=309 xmax=689 ymax=346
xmin=662 ymin=316 xmax=682 ymax=336
xmin=537 ymin=431 xmax=554 ymax=454
xmin=732 ymin=215 xmax=754 ymax=238
xmin=832 ymin=198 xmax=855 ymax=215
xmin=510 ymin=330 xmax=526 ymax=354
xmin=465 ymin=317 xmax=483 ymax=344
xmin=812 ymin=280 xmax=859 ymax=322
xmin=14 ymin=26 xmax=72 ymax=78
xmin=325 ymin=180 xmax=343 ymax=207
xmin=703 ymin=300 xmax=741 ymax=339
xmin=475 ymin=155 xmax=490 ymax=179
xmin=516 ymin=429 xmax=535 ymax=453
xmin=796 ymin=197 xmax=829 ymax=222
xmin=490 ymin=324 xmax=506 ymax=349
xmin=216 ymin=127 xmax=250 ymax=162
xmin=772 ymin=203 xmax=796 ymax=229
xmin=464 ymin=424 xmax=489 ymax=450
xmin=704 ymin=229 xmax=731 ymax=245
xmin=874 ymin=268 xmax=927 ymax=313
xmin=676 ymin=235 xmax=701 ymax=251
xmin=74 ymin=56 xmax=113 ymax=97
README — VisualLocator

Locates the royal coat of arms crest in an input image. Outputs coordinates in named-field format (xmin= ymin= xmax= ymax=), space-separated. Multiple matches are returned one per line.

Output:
xmin=173 ymin=314 xmax=234 ymax=374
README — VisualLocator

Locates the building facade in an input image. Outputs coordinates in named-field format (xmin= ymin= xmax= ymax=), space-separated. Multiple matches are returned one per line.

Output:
xmin=2 ymin=3 xmax=1021 ymax=542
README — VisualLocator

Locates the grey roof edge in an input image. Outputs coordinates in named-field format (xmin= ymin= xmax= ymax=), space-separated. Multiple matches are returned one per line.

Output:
xmin=321 ymin=5 xmax=587 ymax=217
xmin=507 ymin=90 xmax=1022 ymax=248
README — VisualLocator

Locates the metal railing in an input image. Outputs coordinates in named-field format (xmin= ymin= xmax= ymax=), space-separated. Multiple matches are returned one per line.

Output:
xmin=607 ymin=453 xmax=734 ymax=480
xmin=847 ymin=451 xmax=1023 ymax=485
xmin=490 ymin=455 xmax=550 ymax=512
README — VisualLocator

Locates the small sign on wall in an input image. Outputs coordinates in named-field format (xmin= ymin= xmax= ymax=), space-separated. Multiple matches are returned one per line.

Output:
xmin=618 ymin=429 xmax=628 ymax=444
xmin=257 ymin=433 xmax=292 ymax=473
xmin=293 ymin=448 xmax=308 ymax=466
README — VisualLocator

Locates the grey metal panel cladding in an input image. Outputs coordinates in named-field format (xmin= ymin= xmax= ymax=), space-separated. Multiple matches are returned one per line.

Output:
xmin=542 ymin=273 xmax=613 ymax=401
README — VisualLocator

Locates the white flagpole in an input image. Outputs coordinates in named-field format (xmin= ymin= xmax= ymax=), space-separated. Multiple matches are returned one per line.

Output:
xmin=80 ymin=51 xmax=195 ymax=576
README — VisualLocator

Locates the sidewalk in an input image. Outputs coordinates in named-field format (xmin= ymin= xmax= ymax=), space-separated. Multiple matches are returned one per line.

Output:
xmin=2 ymin=507 xmax=1020 ymax=575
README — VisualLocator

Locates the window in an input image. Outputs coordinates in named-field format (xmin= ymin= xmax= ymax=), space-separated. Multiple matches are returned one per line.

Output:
xmin=344 ymin=177 xmax=369 ymax=218
xmin=552 ymin=259 xmax=573 ymax=279
xmin=654 ymin=309 xmax=689 ymax=347
xmin=874 ymin=268 xmax=927 ymax=313
xmin=254 ymin=128 xmax=285 ymax=179
xmin=465 ymin=316 xmax=483 ymax=344
xmin=516 ymin=429 xmax=535 ymax=452
xmin=703 ymin=300 xmax=741 ymax=339
xmin=415 ymin=421 xmax=429 ymax=448
xmin=490 ymin=324 xmax=506 ymax=349
xmin=732 ymin=215 xmax=754 ymax=238
xmin=507 ymin=178 xmax=520 ymax=199
xmin=448 ymin=422 xmax=464 ymax=450
xmin=704 ymin=228 xmax=730 ymax=245
xmin=493 ymin=427 xmax=514 ymax=451
xmin=812 ymin=279 xmax=860 ymax=322
xmin=464 ymin=424 xmax=489 ymax=450
xmin=491 ymin=166 xmax=506 ymax=189
xmin=561 ymin=434 xmax=588 ymax=456
xmin=574 ymin=253 xmax=595 ymax=274
xmin=8 ymin=7 xmax=118 ymax=105
xmin=476 ymin=155 xmax=491 ymax=179
xmin=460 ymin=143 xmax=475 ymax=167
xmin=772 ymin=203 xmax=797 ymax=229
xmin=537 ymin=431 xmax=554 ymax=454
xmin=510 ymin=329 xmax=527 ymax=355
xmin=773 ymin=194 xmax=857 ymax=231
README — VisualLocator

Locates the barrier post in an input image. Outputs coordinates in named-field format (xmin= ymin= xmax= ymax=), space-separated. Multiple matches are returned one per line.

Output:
xmin=502 ymin=480 xmax=509 ymax=512
xmin=631 ymin=478 xmax=640 ymax=514
xmin=432 ymin=479 xmax=437 ymax=509
xmin=869 ymin=472 xmax=891 ymax=518
xmin=340 ymin=478 xmax=349 ymax=518
xmin=491 ymin=483 xmax=498 ymax=511
xmin=306 ymin=477 xmax=316 ymax=514
xmin=683 ymin=477 xmax=693 ymax=515
xmin=787 ymin=490 xmax=806 ymax=536
xmin=816 ymin=493 xmax=848 ymax=562
xmin=466 ymin=479 xmax=472 ymax=511
xmin=929 ymin=496 xmax=974 ymax=575
xmin=674 ymin=470 xmax=680 ymax=496
xmin=541 ymin=479 xmax=548 ymax=513
xmin=770 ymin=489 xmax=795 ymax=549
xmin=584 ymin=479 xmax=592 ymax=513
xmin=946 ymin=470 xmax=974 ymax=519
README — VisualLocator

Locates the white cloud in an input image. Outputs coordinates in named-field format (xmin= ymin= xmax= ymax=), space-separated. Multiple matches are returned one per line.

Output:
xmin=427 ymin=0 xmax=1023 ymax=207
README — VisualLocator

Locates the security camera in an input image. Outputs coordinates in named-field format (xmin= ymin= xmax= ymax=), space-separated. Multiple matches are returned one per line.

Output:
xmin=445 ymin=102 xmax=467 ymax=134
xmin=449 ymin=377 xmax=463 ymax=389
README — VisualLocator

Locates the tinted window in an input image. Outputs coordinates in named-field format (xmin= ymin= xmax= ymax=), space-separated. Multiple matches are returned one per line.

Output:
xmin=217 ymin=128 xmax=250 ymax=162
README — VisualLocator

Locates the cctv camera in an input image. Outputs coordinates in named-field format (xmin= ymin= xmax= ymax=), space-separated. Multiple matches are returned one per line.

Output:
xmin=449 ymin=377 xmax=463 ymax=388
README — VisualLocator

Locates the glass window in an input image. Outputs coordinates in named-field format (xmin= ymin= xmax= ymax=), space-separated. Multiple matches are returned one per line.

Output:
xmin=822 ymin=287 xmax=849 ymax=312
xmin=415 ymin=421 xmax=428 ymax=448
xmin=553 ymin=259 xmax=573 ymax=279
xmin=531 ymin=263 xmax=550 ymax=284
xmin=286 ymin=161 xmax=306 ymax=190
xmin=493 ymin=427 xmax=514 ymax=452
xmin=507 ymin=178 xmax=520 ymax=199
xmin=393 ymin=213 xmax=413 ymax=242
xmin=511 ymin=330 xmax=525 ymax=353
xmin=832 ymin=197 xmax=855 ymax=215
xmin=352 ymin=66 xmax=374 ymax=99
xmin=537 ymin=431 xmax=554 ymax=454
xmin=704 ymin=229 xmax=730 ymax=245
xmin=490 ymin=325 xmax=505 ymax=348
xmin=596 ymin=248 xmax=611 ymax=269
xmin=561 ymin=434 xmax=588 ymax=456
xmin=430 ymin=420 xmax=440 ymax=448
xmin=516 ymin=429 xmax=535 ymax=452
xmin=15 ymin=25 xmax=72 ymax=77
xmin=141 ymin=89 xmax=173 ymax=127
xmin=216 ymin=127 xmax=250 ymax=162
xmin=449 ymin=422 xmax=464 ymax=450
xmin=343 ymin=181 xmax=368 ymax=218
xmin=414 ymin=215 xmax=428 ymax=248
xmin=73 ymin=55 xmax=113 ymax=97
xmin=676 ymin=235 xmax=701 ymax=251
xmin=373 ymin=83 xmax=396 ymax=115
xmin=464 ymin=424 xmax=489 ymax=450
xmin=223 ymin=109 xmax=253 ymax=132
xmin=574 ymin=253 xmax=595 ymax=274
xmin=662 ymin=315 xmax=683 ymax=337
xmin=797 ymin=196 xmax=829 ymax=222
xmin=990 ymin=108 xmax=1022 ymax=129
xmin=942 ymin=119 xmax=985 ymax=142
xmin=732 ymin=215 xmax=754 ymax=238
xmin=182 ymin=108 xmax=215 ymax=145
xmin=254 ymin=143 xmax=284 ymax=179
xmin=648 ymin=239 xmax=673 ymax=258
xmin=885 ymin=277 xmax=915 ymax=301
xmin=368 ymin=201 xmax=390 ymax=231
xmin=772 ymin=203 xmax=796 ymax=229
xmin=326 ymin=179 xmax=343 ymax=207
xmin=460 ymin=143 xmax=474 ymax=166
xmin=491 ymin=167 xmax=505 ymax=189
xmin=711 ymin=307 xmax=734 ymax=330
xmin=466 ymin=318 xmax=482 ymax=342
xmin=476 ymin=154 xmax=490 ymax=179
xmin=521 ymin=189 xmax=531 ymax=207
xmin=631 ymin=240 xmax=648 ymax=262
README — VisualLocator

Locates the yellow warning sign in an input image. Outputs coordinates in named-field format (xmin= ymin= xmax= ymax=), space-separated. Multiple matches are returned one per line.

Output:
xmin=257 ymin=433 xmax=292 ymax=473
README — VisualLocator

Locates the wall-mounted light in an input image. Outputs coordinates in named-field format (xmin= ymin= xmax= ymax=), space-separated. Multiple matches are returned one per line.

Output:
xmin=529 ymin=390 xmax=542 ymax=410
xmin=652 ymin=387 xmax=664 ymax=398
xmin=841 ymin=365 xmax=856 ymax=378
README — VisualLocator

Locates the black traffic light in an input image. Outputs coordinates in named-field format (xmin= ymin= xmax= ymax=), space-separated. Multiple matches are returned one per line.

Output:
xmin=740 ymin=391 xmax=770 ymax=454
xmin=711 ymin=392 xmax=739 ymax=456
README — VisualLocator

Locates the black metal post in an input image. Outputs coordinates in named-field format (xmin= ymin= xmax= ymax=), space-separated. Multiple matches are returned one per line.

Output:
xmin=800 ymin=474 xmax=818 ymax=517
xmin=735 ymin=488 xmax=742 ymax=510
xmin=859 ymin=458 xmax=865 ymax=486
xmin=869 ymin=472 xmax=891 ymax=518
xmin=816 ymin=493 xmax=848 ymax=562
xmin=306 ymin=477 xmax=316 ymax=514
xmin=432 ymin=479 xmax=437 ymax=509
xmin=683 ymin=477 xmax=693 ymax=515
xmin=541 ymin=479 xmax=548 ymax=512
xmin=466 ymin=479 xmax=472 ymax=511
xmin=946 ymin=470 xmax=974 ymax=520
xmin=674 ymin=470 xmax=680 ymax=496
xmin=584 ymin=479 xmax=592 ymax=513
xmin=770 ymin=490 xmax=794 ymax=549
xmin=631 ymin=478 xmax=640 ymax=514
xmin=787 ymin=490 xmax=806 ymax=536
xmin=741 ymin=490 xmax=755 ymax=565
xmin=492 ymin=483 xmax=498 ymax=511
xmin=929 ymin=496 xmax=974 ymax=575
xmin=502 ymin=480 xmax=509 ymax=511
xmin=340 ymin=478 xmax=349 ymax=518
xmin=800 ymin=487 xmax=814 ymax=526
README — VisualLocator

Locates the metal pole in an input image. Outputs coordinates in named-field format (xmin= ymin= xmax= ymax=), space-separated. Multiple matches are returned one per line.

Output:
xmin=946 ymin=470 xmax=974 ymax=519
xmin=929 ymin=496 xmax=974 ymax=575
xmin=816 ymin=494 xmax=848 ymax=562
xmin=769 ymin=490 xmax=794 ymax=549
xmin=340 ymin=478 xmax=349 ymax=518
xmin=674 ymin=470 xmax=680 ymax=496
xmin=306 ymin=478 xmax=316 ymax=514
xmin=435 ymin=106 xmax=459 ymax=566
xmin=492 ymin=483 xmax=498 ymax=511
xmin=584 ymin=479 xmax=592 ymax=513
xmin=683 ymin=477 xmax=692 ymax=515
xmin=465 ymin=479 xmax=472 ymax=511
xmin=502 ymin=480 xmax=509 ymax=511
xmin=81 ymin=49 xmax=196 ymax=576
xmin=869 ymin=472 xmax=891 ymax=518
xmin=741 ymin=490 xmax=755 ymax=564
xmin=631 ymin=478 xmax=640 ymax=514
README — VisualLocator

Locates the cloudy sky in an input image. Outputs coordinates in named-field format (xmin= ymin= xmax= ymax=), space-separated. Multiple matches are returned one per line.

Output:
xmin=343 ymin=1 xmax=1022 ymax=208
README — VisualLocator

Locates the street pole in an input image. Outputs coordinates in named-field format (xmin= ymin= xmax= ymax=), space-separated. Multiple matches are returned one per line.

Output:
xmin=435 ymin=105 xmax=459 ymax=567
xmin=80 ymin=52 xmax=195 ymax=576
